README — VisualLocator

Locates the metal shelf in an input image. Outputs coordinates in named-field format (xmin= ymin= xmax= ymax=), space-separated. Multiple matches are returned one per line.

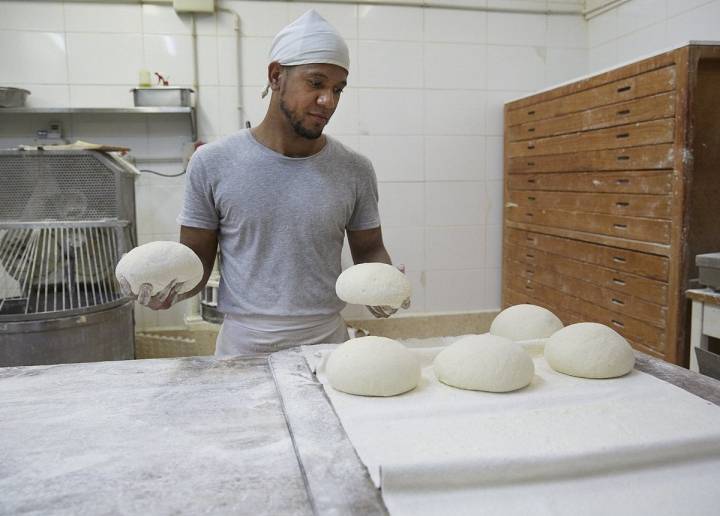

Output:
xmin=0 ymin=106 xmax=197 ymax=140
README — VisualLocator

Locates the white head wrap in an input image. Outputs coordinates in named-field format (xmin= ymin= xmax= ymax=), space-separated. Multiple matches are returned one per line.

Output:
xmin=261 ymin=9 xmax=349 ymax=98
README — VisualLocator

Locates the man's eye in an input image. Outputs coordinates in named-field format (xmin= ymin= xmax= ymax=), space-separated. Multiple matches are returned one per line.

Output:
xmin=309 ymin=80 xmax=322 ymax=88
xmin=334 ymin=89 xmax=344 ymax=95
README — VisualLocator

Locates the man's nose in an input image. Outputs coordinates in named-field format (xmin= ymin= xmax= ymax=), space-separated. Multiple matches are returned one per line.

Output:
xmin=317 ymin=90 xmax=336 ymax=109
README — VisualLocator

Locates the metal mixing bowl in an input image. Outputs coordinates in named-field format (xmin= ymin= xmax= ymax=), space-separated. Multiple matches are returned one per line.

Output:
xmin=0 ymin=87 xmax=31 ymax=108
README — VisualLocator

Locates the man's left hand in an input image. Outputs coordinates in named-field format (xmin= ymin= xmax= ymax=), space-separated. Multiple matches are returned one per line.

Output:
xmin=367 ymin=264 xmax=411 ymax=318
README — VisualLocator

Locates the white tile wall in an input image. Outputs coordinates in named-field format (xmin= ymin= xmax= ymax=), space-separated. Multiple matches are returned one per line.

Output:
xmin=66 ymin=33 xmax=143 ymax=85
xmin=64 ymin=3 xmax=142 ymax=33
xmin=424 ymin=43 xmax=487 ymax=90
xmin=487 ymin=46 xmax=546 ymax=91
xmin=424 ymin=90 xmax=486 ymax=135
xmin=425 ymin=181 xmax=487 ymax=226
xmin=425 ymin=8 xmax=487 ymax=44
xmin=587 ymin=0 xmax=720 ymax=75
xmin=425 ymin=135 xmax=486 ymax=182
xmin=0 ymin=0 xmax=598 ymax=328
xmin=0 ymin=1 xmax=64 ymax=31
xmin=357 ymin=41 xmax=424 ymax=88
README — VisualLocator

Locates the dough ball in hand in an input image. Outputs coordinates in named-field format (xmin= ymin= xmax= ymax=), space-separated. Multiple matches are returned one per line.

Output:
xmin=544 ymin=322 xmax=635 ymax=379
xmin=115 ymin=241 xmax=203 ymax=296
xmin=326 ymin=336 xmax=421 ymax=397
xmin=490 ymin=304 xmax=563 ymax=341
xmin=433 ymin=334 xmax=535 ymax=393
xmin=335 ymin=263 xmax=411 ymax=309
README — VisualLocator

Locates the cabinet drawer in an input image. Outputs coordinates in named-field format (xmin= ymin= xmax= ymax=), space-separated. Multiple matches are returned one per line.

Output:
xmin=507 ymin=170 xmax=673 ymax=195
xmin=507 ymin=206 xmax=671 ymax=243
xmin=508 ymin=92 xmax=675 ymax=141
xmin=505 ymin=227 xmax=669 ymax=281
xmin=504 ymin=241 xmax=668 ymax=304
xmin=506 ymin=66 xmax=676 ymax=126
xmin=507 ymin=119 xmax=674 ymax=158
xmin=508 ymin=144 xmax=674 ymax=174
xmin=506 ymin=274 xmax=666 ymax=351
xmin=507 ymin=191 xmax=672 ymax=219
xmin=506 ymin=258 xmax=667 ymax=328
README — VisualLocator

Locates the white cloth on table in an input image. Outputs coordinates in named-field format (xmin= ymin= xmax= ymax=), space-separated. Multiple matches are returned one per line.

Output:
xmin=304 ymin=336 xmax=720 ymax=516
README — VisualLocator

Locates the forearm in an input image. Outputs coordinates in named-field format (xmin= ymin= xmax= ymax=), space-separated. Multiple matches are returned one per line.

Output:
xmin=351 ymin=245 xmax=391 ymax=265
xmin=176 ymin=226 xmax=218 ymax=302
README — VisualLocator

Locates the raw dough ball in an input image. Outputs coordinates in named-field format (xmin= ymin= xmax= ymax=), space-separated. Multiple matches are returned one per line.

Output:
xmin=433 ymin=334 xmax=535 ymax=393
xmin=115 ymin=241 xmax=203 ymax=295
xmin=335 ymin=263 xmax=411 ymax=308
xmin=326 ymin=336 xmax=421 ymax=397
xmin=544 ymin=322 xmax=635 ymax=379
xmin=490 ymin=304 xmax=564 ymax=341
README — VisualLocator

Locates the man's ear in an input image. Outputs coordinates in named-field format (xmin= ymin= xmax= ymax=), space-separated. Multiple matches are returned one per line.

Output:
xmin=268 ymin=61 xmax=283 ymax=91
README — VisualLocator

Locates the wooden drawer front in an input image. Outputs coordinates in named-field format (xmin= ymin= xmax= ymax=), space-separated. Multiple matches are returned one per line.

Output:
xmin=507 ymin=206 xmax=671 ymax=243
xmin=507 ymin=191 xmax=672 ymax=219
xmin=506 ymin=258 xmax=667 ymax=328
xmin=507 ymin=170 xmax=672 ymax=195
xmin=508 ymin=144 xmax=674 ymax=174
xmin=508 ymin=92 xmax=675 ymax=141
xmin=506 ymin=66 xmax=676 ymax=126
xmin=507 ymin=119 xmax=674 ymax=158
xmin=502 ymin=287 xmax=665 ymax=359
xmin=505 ymin=227 xmax=669 ymax=281
xmin=506 ymin=275 xmax=666 ymax=351
xmin=504 ymin=241 xmax=668 ymax=304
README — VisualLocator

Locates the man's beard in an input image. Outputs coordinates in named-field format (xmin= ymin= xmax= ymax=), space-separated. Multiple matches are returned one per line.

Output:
xmin=279 ymin=97 xmax=323 ymax=140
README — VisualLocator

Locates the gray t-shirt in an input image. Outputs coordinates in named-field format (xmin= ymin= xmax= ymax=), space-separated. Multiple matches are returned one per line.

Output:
xmin=177 ymin=129 xmax=380 ymax=316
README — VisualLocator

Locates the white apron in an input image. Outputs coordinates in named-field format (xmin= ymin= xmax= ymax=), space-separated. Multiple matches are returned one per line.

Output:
xmin=215 ymin=313 xmax=349 ymax=356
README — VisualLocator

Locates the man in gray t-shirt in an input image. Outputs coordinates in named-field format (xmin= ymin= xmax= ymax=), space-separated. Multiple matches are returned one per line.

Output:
xmin=137 ymin=10 xmax=408 ymax=354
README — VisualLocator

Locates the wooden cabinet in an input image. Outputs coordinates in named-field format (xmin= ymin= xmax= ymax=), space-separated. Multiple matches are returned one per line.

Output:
xmin=502 ymin=43 xmax=720 ymax=365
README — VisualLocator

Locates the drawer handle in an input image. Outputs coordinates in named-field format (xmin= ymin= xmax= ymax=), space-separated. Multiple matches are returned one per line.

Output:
xmin=526 ymin=236 xmax=536 ymax=243
xmin=528 ymin=127 xmax=535 ymax=133
xmin=617 ymin=85 xmax=631 ymax=93
xmin=526 ymin=269 xmax=534 ymax=276
xmin=616 ymin=201 xmax=630 ymax=208
xmin=615 ymin=178 xmax=630 ymax=184
xmin=617 ymin=109 xmax=631 ymax=115
xmin=527 ymin=143 xmax=536 ymax=149
xmin=617 ymin=155 xmax=630 ymax=161
xmin=614 ymin=223 xmax=628 ymax=230
xmin=611 ymin=319 xmax=625 ymax=328
xmin=616 ymin=132 xmax=630 ymax=139
xmin=528 ymin=110 xmax=535 ymax=115
xmin=527 ymin=196 xmax=536 ymax=201
xmin=611 ymin=298 xmax=625 ymax=306
xmin=613 ymin=256 xmax=627 ymax=263
xmin=525 ymin=284 xmax=534 ymax=291
xmin=527 ymin=161 xmax=535 ymax=166
xmin=612 ymin=278 xmax=626 ymax=286
xmin=526 ymin=253 xmax=535 ymax=259
xmin=527 ymin=178 xmax=536 ymax=184
xmin=526 ymin=213 xmax=534 ymax=218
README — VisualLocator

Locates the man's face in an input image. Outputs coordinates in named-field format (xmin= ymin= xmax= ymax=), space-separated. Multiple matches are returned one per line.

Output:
xmin=277 ymin=64 xmax=348 ymax=140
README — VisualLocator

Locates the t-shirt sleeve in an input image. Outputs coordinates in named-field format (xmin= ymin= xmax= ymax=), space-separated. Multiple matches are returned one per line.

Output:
xmin=347 ymin=159 xmax=381 ymax=231
xmin=176 ymin=151 xmax=220 ymax=230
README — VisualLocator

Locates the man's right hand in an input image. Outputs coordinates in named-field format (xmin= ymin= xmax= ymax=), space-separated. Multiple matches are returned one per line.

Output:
xmin=118 ymin=275 xmax=184 ymax=311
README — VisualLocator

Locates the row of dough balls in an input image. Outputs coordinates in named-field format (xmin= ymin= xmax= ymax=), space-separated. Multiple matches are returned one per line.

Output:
xmin=490 ymin=304 xmax=636 ymax=380
xmin=326 ymin=304 xmax=635 ymax=397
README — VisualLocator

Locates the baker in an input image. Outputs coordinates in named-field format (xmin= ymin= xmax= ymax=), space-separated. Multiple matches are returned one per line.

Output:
xmin=119 ymin=10 xmax=409 ymax=355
